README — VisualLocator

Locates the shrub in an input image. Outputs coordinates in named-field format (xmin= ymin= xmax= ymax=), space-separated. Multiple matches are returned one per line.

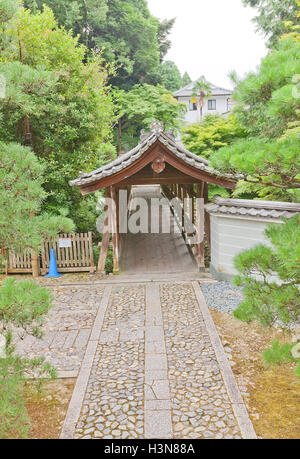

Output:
xmin=0 ymin=278 xmax=53 ymax=338
xmin=262 ymin=340 xmax=296 ymax=366
xmin=0 ymin=279 xmax=55 ymax=438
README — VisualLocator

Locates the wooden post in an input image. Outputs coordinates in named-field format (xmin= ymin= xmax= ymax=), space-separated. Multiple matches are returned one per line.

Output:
xmin=88 ymin=232 xmax=95 ymax=273
xmin=180 ymin=185 xmax=184 ymax=229
xmin=31 ymin=253 xmax=39 ymax=278
xmin=97 ymin=188 xmax=111 ymax=273
xmin=29 ymin=212 xmax=40 ymax=278
xmin=191 ymin=185 xmax=196 ymax=226
xmin=111 ymin=186 xmax=120 ymax=274
xmin=115 ymin=187 xmax=120 ymax=253
xmin=187 ymin=185 xmax=194 ymax=228
xmin=196 ymin=182 xmax=205 ymax=271
xmin=204 ymin=183 xmax=211 ymax=249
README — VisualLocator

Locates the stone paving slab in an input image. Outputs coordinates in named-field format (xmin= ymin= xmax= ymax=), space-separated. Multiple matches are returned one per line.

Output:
xmin=14 ymin=285 xmax=105 ymax=374
xmin=59 ymin=281 xmax=256 ymax=440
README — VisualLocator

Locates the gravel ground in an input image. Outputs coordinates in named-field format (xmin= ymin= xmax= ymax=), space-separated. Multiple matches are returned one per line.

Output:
xmin=201 ymin=281 xmax=244 ymax=313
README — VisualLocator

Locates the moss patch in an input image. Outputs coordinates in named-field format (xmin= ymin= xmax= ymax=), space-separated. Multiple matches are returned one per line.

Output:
xmin=24 ymin=378 xmax=75 ymax=439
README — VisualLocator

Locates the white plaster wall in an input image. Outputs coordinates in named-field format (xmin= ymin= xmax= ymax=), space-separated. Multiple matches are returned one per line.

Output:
xmin=209 ymin=215 xmax=283 ymax=279
xmin=178 ymin=96 xmax=231 ymax=125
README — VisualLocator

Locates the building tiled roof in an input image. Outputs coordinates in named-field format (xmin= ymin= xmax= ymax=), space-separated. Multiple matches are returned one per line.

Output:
xmin=205 ymin=196 xmax=300 ymax=220
xmin=173 ymin=79 xmax=233 ymax=98
xmin=69 ymin=121 xmax=237 ymax=188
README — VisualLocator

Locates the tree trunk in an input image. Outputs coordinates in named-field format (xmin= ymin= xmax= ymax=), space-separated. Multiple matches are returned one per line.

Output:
xmin=0 ymin=333 xmax=6 ymax=358
xmin=118 ymin=120 xmax=122 ymax=155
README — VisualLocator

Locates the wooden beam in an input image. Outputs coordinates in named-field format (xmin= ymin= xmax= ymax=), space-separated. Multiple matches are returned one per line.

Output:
xmin=114 ymin=176 xmax=201 ymax=186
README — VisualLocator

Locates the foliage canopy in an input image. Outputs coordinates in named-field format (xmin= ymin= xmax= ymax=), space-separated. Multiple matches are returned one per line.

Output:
xmin=115 ymin=84 xmax=186 ymax=152
xmin=182 ymin=114 xmax=246 ymax=159
xmin=0 ymin=3 xmax=116 ymax=230
xmin=242 ymin=0 xmax=299 ymax=47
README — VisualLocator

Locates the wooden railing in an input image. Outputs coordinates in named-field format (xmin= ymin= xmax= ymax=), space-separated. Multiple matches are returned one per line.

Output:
xmin=161 ymin=183 xmax=208 ymax=271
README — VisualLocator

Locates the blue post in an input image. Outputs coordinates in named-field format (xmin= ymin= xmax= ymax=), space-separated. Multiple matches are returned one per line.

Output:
xmin=45 ymin=248 xmax=61 ymax=278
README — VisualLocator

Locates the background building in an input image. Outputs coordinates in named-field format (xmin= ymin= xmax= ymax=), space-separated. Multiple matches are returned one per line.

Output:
xmin=174 ymin=78 xmax=236 ymax=125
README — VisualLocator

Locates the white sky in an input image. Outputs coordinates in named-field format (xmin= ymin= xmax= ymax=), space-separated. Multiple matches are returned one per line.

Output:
xmin=147 ymin=0 xmax=268 ymax=89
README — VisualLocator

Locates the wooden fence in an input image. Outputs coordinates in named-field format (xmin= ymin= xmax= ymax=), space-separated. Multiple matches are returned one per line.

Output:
xmin=7 ymin=251 xmax=33 ymax=274
xmin=1 ymin=232 xmax=95 ymax=275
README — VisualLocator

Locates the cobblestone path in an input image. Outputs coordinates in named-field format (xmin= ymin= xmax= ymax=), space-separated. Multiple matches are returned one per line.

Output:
xmin=60 ymin=281 xmax=256 ymax=439
xmin=161 ymin=284 xmax=241 ymax=439
xmin=74 ymin=286 xmax=146 ymax=439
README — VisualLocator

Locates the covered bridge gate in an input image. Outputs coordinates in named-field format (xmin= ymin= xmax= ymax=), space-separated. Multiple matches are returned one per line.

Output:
xmin=70 ymin=121 xmax=236 ymax=274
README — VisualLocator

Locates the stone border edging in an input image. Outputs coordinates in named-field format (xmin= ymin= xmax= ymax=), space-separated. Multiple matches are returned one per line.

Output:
xmin=144 ymin=284 xmax=173 ymax=439
xmin=59 ymin=285 xmax=112 ymax=439
xmin=41 ymin=278 xmax=216 ymax=288
xmin=192 ymin=281 xmax=257 ymax=440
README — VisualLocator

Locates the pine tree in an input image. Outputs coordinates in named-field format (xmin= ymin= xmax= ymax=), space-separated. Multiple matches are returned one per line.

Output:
xmin=233 ymin=215 xmax=300 ymax=376
xmin=0 ymin=141 xmax=74 ymax=257
xmin=0 ymin=139 xmax=73 ymax=438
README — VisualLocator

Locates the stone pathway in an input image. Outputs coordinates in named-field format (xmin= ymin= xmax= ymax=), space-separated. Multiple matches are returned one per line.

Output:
xmin=161 ymin=283 xmax=240 ymax=439
xmin=58 ymin=280 xmax=256 ymax=439
xmin=15 ymin=285 xmax=105 ymax=377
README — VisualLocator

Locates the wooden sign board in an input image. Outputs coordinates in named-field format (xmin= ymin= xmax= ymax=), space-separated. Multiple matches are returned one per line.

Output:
xmin=59 ymin=238 xmax=72 ymax=248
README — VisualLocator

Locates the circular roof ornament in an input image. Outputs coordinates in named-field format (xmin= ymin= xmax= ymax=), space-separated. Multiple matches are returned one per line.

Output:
xmin=151 ymin=157 xmax=165 ymax=174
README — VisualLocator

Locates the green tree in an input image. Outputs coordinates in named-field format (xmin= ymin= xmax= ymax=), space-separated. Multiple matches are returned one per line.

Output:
xmin=210 ymin=36 xmax=300 ymax=201
xmin=0 ymin=4 xmax=116 ymax=230
xmin=242 ymin=0 xmax=299 ymax=47
xmin=157 ymin=18 xmax=176 ymax=62
xmin=211 ymin=136 xmax=300 ymax=192
xmin=0 ymin=139 xmax=73 ymax=438
xmin=233 ymin=215 xmax=300 ymax=376
xmin=0 ymin=141 xmax=74 ymax=257
xmin=232 ymin=38 xmax=300 ymax=140
xmin=182 ymin=114 xmax=246 ymax=159
xmin=24 ymin=0 xmax=108 ymax=47
xmin=157 ymin=60 xmax=183 ymax=92
xmin=24 ymin=0 xmax=175 ymax=90
xmin=114 ymin=84 xmax=186 ymax=152
xmin=182 ymin=72 xmax=192 ymax=87
xmin=281 ymin=0 xmax=300 ymax=42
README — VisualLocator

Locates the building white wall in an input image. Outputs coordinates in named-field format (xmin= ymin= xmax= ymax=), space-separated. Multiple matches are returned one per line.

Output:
xmin=178 ymin=95 xmax=234 ymax=125
xmin=209 ymin=214 xmax=283 ymax=281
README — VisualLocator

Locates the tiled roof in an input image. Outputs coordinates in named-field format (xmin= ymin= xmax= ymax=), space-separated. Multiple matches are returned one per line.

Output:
xmin=205 ymin=196 xmax=300 ymax=220
xmin=69 ymin=121 xmax=237 ymax=188
xmin=174 ymin=79 xmax=233 ymax=98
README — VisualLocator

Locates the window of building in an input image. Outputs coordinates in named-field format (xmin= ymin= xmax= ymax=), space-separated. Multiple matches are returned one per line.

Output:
xmin=189 ymin=100 xmax=197 ymax=111
xmin=208 ymin=99 xmax=216 ymax=110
